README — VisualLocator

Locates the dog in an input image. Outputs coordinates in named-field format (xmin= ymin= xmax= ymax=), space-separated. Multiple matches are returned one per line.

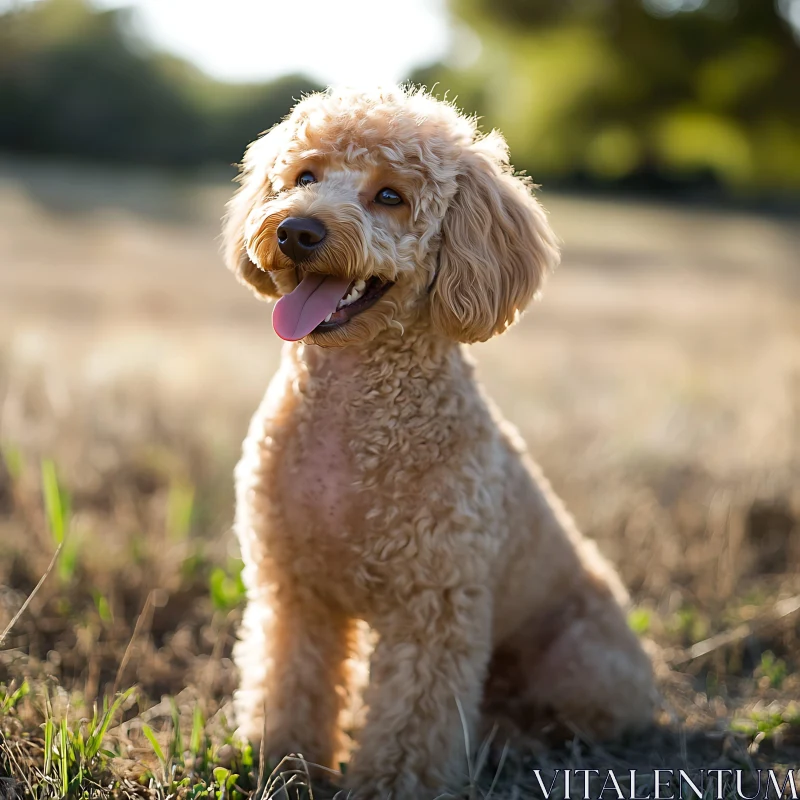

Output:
xmin=221 ymin=86 xmax=656 ymax=799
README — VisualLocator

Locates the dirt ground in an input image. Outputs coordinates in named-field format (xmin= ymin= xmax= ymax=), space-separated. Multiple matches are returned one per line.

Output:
xmin=1 ymin=158 xmax=799 ymax=797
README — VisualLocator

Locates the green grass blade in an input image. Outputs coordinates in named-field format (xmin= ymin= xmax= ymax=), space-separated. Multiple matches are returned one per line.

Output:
xmin=190 ymin=705 xmax=205 ymax=757
xmin=86 ymin=687 xmax=134 ymax=759
xmin=41 ymin=458 xmax=70 ymax=545
xmin=0 ymin=679 xmax=28 ymax=715
xmin=42 ymin=689 xmax=53 ymax=777
xmin=59 ymin=716 xmax=69 ymax=796
xmin=170 ymin=696 xmax=183 ymax=761
xmin=142 ymin=722 xmax=166 ymax=764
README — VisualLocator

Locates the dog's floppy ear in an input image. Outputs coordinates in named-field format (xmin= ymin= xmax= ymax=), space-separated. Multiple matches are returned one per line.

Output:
xmin=430 ymin=132 xmax=560 ymax=343
xmin=222 ymin=122 xmax=291 ymax=299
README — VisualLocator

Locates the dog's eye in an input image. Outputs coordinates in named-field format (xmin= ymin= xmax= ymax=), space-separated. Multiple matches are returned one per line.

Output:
xmin=375 ymin=188 xmax=402 ymax=206
xmin=296 ymin=171 xmax=317 ymax=187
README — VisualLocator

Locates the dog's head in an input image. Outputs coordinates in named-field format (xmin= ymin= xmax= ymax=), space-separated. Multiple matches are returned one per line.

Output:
xmin=222 ymin=86 xmax=560 ymax=347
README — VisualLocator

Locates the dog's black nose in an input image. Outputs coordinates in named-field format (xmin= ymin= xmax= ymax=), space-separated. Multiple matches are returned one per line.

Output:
xmin=276 ymin=217 xmax=327 ymax=262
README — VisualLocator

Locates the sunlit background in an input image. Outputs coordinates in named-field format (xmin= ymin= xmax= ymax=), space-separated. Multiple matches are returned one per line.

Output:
xmin=2 ymin=0 xmax=800 ymax=193
xmin=87 ymin=0 xmax=451 ymax=86
xmin=1 ymin=0 xmax=799 ymax=795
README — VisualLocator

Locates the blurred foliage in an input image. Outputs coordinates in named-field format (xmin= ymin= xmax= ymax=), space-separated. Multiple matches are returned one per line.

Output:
xmin=413 ymin=0 xmax=800 ymax=196
xmin=2 ymin=0 xmax=799 ymax=197
xmin=0 ymin=0 xmax=323 ymax=168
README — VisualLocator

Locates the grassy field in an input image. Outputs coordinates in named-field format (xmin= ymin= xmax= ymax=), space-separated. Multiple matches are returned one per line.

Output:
xmin=1 ymin=159 xmax=799 ymax=798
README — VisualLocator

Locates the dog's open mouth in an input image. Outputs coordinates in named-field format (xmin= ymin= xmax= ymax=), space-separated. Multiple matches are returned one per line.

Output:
xmin=272 ymin=273 xmax=393 ymax=341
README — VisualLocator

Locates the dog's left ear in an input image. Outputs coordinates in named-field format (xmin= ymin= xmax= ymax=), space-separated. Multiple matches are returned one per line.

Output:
xmin=430 ymin=132 xmax=560 ymax=343
xmin=221 ymin=122 xmax=291 ymax=299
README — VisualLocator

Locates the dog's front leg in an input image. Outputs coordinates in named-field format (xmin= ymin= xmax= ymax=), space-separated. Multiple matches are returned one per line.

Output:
xmin=347 ymin=586 xmax=492 ymax=800
xmin=233 ymin=585 xmax=352 ymax=770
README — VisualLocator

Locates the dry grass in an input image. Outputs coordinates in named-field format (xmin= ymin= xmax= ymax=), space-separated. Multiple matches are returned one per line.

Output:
xmin=0 ymin=159 xmax=799 ymax=797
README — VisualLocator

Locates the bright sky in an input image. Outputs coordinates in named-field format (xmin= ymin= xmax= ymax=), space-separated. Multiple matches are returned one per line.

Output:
xmin=90 ymin=0 xmax=452 ymax=87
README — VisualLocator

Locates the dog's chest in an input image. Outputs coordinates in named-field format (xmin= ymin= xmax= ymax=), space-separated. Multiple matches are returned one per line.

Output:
xmin=280 ymin=408 xmax=355 ymax=535
xmin=267 ymin=370 xmax=370 ymax=584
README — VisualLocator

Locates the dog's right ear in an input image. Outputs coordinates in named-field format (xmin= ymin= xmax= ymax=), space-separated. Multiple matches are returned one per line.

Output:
xmin=222 ymin=122 xmax=291 ymax=299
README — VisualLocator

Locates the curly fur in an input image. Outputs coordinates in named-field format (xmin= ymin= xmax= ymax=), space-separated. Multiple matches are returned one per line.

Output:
xmin=222 ymin=86 xmax=657 ymax=799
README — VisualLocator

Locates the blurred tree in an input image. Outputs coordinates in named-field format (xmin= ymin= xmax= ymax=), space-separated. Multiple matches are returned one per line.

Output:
xmin=201 ymin=74 xmax=328 ymax=164
xmin=2 ymin=0 xmax=798 ymax=197
xmin=413 ymin=0 xmax=800 ymax=196
xmin=0 ymin=0 xmax=323 ymax=167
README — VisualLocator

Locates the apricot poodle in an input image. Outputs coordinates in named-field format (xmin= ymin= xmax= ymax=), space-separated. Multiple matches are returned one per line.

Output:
xmin=221 ymin=86 xmax=656 ymax=799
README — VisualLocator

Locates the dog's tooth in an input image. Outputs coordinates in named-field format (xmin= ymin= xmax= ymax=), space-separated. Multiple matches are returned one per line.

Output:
xmin=324 ymin=313 xmax=332 ymax=323
xmin=334 ymin=283 xmax=364 ymax=312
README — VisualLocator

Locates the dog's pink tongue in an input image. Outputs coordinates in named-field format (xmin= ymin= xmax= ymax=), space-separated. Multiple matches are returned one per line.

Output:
xmin=272 ymin=274 xmax=352 ymax=341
